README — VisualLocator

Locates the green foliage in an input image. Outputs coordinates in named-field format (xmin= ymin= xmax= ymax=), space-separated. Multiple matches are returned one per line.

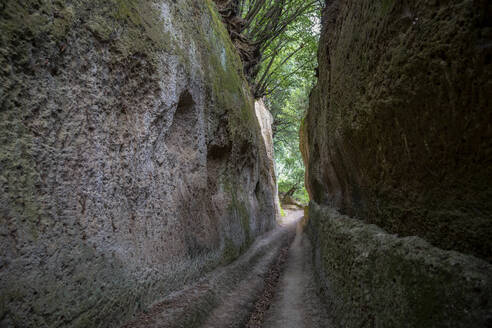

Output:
xmin=234 ymin=0 xmax=322 ymax=97
xmin=253 ymin=6 xmax=321 ymax=97
xmin=228 ymin=0 xmax=321 ymax=203
xmin=245 ymin=1 xmax=321 ymax=205
xmin=270 ymin=71 xmax=316 ymax=205
xmin=280 ymin=205 xmax=286 ymax=217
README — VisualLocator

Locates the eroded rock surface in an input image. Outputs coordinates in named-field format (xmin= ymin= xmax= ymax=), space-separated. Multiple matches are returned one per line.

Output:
xmin=0 ymin=1 xmax=277 ymax=326
xmin=304 ymin=0 xmax=492 ymax=261
xmin=255 ymin=99 xmax=281 ymax=220
xmin=308 ymin=203 xmax=492 ymax=328
xmin=302 ymin=0 xmax=492 ymax=326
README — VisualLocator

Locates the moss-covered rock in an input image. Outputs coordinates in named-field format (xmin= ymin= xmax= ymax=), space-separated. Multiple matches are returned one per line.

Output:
xmin=304 ymin=0 xmax=492 ymax=261
xmin=308 ymin=202 xmax=492 ymax=328
xmin=0 ymin=0 xmax=276 ymax=326
xmin=302 ymin=1 xmax=492 ymax=325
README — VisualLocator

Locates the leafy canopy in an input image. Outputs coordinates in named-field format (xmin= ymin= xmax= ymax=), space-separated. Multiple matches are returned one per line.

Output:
xmin=219 ymin=0 xmax=322 ymax=203
xmin=247 ymin=1 xmax=321 ymax=203
xmin=233 ymin=0 xmax=322 ymax=97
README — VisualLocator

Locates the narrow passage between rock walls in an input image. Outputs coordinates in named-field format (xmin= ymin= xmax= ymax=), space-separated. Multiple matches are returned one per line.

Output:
xmin=121 ymin=210 xmax=332 ymax=328
xmin=248 ymin=210 xmax=334 ymax=328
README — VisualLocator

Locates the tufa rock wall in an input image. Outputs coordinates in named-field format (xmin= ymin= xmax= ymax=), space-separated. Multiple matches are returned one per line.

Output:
xmin=308 ymin=202 xmax=492 ymax=328
xmin=255 ymin=99 xmax=281 ymax=220
xmin=302 ymin=0 xmax=492 ymax=326
xmin=0 ymin=0 xmax=276 ymax=326
xmin=304 ymin=0 xmax=492 ymax=261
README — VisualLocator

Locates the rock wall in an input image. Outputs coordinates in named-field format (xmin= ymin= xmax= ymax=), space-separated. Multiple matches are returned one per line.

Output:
xmin=302 ymin=0 xmax=492 ymax=326
xmin=254 ymin=99 xmax=281 ymax=220
xmin=308 ymin=203 xmax=492 ymax=328
xmin=0 ymin=1 xmax=276 ymax=327
xmin=304 ymin=0 xmax=492 ymax=261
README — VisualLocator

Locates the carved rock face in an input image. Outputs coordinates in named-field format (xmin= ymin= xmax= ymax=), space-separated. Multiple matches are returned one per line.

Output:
xmin=0 ymin=0 xmax=276 ymax=326
xmin=302 ymin=3 xmax=492 ymax=326
xmin=303 ymin=0 xmax=492 ymax=261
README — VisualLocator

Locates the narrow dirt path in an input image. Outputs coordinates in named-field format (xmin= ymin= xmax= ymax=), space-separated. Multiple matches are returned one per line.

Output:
xmin=122 ymin=210 xmax=332 ymax=328
xmin=261 ymin=210 xmax=334 ymax=328
xmin=198 ymin=241 xmax=290 ymax=328
xmin=122 ymin=221 xmax=295 ymax=328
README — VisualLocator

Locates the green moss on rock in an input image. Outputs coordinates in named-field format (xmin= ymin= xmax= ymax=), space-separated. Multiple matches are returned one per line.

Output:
xmin=307 ymin=202 xmax=492 ymax=328
xmin=0 ymin=1 xmax=271 ymax=327
xmin=304 ymin=0 xmax=492 ymax=261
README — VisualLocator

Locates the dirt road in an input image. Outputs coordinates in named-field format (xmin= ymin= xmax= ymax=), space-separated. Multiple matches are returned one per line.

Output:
xmin=261 ymin=210 xmax=333 ymax=328
xmin=122 ymin=210 xmax=332 ymax=328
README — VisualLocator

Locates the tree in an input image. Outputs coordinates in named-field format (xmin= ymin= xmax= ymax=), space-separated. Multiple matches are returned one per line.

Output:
xmin=214 ymin=0 xmax=322 ymax=97
xmin=214 ymin=0 xmax=322 ymax=204
xmin=272 ymin=83 xmax=313 ymax=204
xmin=255 ymin=3 xmax=321 ymax=204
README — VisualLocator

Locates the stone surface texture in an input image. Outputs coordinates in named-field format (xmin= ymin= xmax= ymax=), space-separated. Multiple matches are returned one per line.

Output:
xmin=0 ymin=1 xmax=277 ymax=327
xmin=302 ymin=0 xmax=492 ymax=326
xmin=303 ymin=0 xmax=492 ymax=261
xmin=255 ymin=99 xmax=281 ymax=220
xmin=307 ymin=202 xmax=492 ymax=328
